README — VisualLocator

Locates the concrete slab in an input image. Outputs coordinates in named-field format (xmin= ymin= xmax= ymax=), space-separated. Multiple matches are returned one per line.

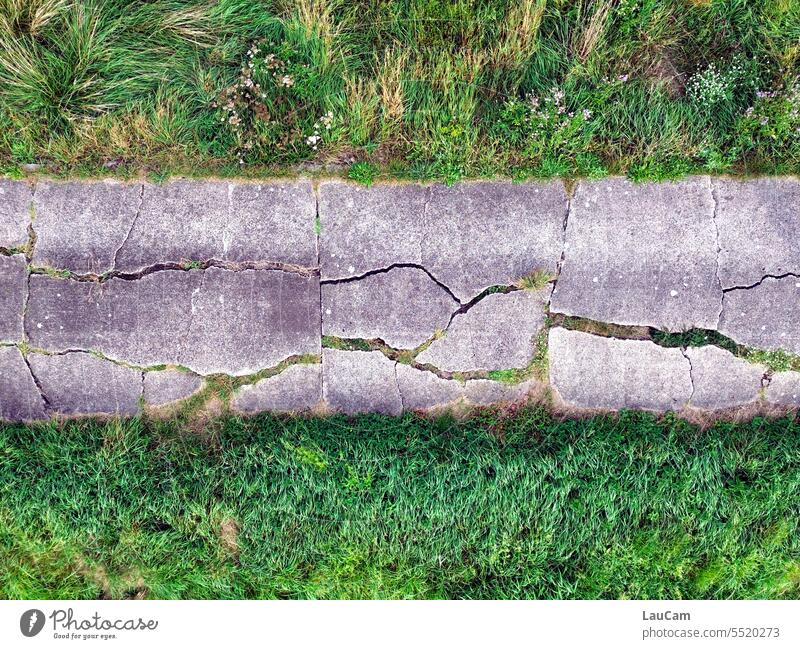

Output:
xmin=0 ymin=255 xmax=27 ymax=343
xmin=0 ymin=179 xmax=32 ymax=249
xmin=766 ymin=371 xmax=800 ymax=407
xmin=719 ymin=277 xmax=800 ymax=354
xmin=464 ymin=379 xmax=535 ymax=406
xmin=0 ymin=346 xmax=46 ymax=421
xmin=551 ymin=177 xmax=721 ymax=330
xmin=28 ymin=352 xmax=142 ymax=416
xmin=417 ymin=289 xmax=549 ymax=371
xmin=322 ymin=267 xmax=457 ymax=349
xmin=322 ymin=349 xmax=402 ymax=415
xmin=318 ymin=180 xmax=566 ymax=301
xmin=32 ymin=180 xmax=142 ymax=273
xmin=714 ymin=177 xmax=800 ymax=289
xmin=115 ymin=180 xmax=317 ymax=273
xmin=26 ymin=268 xmax=321 ymax=375
xmin=232 ymin=363 xmax=322 ymax=414
xmin=548 ymin=327 xmax=692 ymax=410
xmin=685 ymin=345 xmax=765 ymax=410
xmin=395 ymin=363 xmax=464 ymax=410
xmin=143 ymin=369 xmax=205 ymax=407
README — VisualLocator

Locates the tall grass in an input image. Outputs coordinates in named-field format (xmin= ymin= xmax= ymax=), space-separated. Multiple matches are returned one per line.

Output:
xmin=0 ymin=0 xmax=797 ymax=180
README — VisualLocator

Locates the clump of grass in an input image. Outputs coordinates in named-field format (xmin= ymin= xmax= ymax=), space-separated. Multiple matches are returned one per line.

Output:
xmin=515 ymin=269 xmax=554 ymax=291
xmin=348 ymin=161 xmax=377 ymax=186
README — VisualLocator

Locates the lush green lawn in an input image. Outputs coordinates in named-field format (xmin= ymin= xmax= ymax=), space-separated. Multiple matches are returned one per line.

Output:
xmin=1 ymin=0 xmax=798 ymax=182
xmin=1 ymin=408 xmax=799 ymax=599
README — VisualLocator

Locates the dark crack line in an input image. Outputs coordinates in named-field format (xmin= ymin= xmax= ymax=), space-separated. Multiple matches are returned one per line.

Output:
xmin=680 ymin=348 xmax=695 ymax=406
xmin=111 ymin=183 xmax=144 ymax=272
xmin=722 ymin=271 xmax=800 ymax=293
xmin=22 ymin=353 xmax=51 ymax=409
xmin=321 ymin=263 xmax=461 ymax=303
xmin=30 ymin=259 xmax=319 ymax=283
xmin=548 ymin=181 xmax=572 ymax=303
xmin=709 ymin=177 xmax=724 ymax=328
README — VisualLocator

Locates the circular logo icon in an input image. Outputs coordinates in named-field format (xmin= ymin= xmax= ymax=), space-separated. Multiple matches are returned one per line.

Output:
xmin=20 ymin=609 xmax=45 ymax=637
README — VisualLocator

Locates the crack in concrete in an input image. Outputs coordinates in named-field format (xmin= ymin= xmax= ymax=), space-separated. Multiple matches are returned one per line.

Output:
xmin=708 ymin=177 xmax=724 ymax=329
xmin=548 ymin=180 xmax=573 ymax=305
xmin=111 ymin=183 xmax=144 ymax=272
xmin=680 ymin=347 xmax=695 ymax=406
xmin=320 ymin=262 xmax=460 ymax=303
xmin=22 ymin=352 xmax=50 ymax=410
xmin=722 ymin=271 xmax=800 ymax=293
xmin=29 ymin=259 xmax=319 ymax=283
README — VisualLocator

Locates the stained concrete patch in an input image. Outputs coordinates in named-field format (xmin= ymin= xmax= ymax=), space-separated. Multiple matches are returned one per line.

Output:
xmin=115 ymin=180 xmax=317 ymax=273
xmin=395 ymin=363 xmax=463 ymax=410
xmin=766 ymin=371 xmax=800 ymax=407
xmin=719 ymin=277 xmax=800 ymax=354
xmin=28 ymin=352 xmax=142 ymax=416
xmin=685 ymin=346 xmax=765 ymax=410
xmin=143 ymin=369 xmax=204 ymax=407
xmin=322 ymin=267 xmax=457 ymax=349
xmin=714 ymin=177 xmax=800 ymax=289
xmin=318 ymin=180 xmax=566 ymax=301
xmin=26 ymin=268 xmax=321 ymax=375
xmin=0 ymin=179 xmax=32 ymax=249
xmin=0 ymin=347 xmax=46 ymax=421
xmin=0 ymin=255 xmax=27 ymax=343
xmin=32 ymin=180 xmax=142 ymax=273
xmin=548 ymin=327 xmax=692 ymax=410
xmin=322 ymin=349 xmax=401 ymax=415
xmin=417 ymin=289 xmax=549 ymax=371
xmin=232 ymin=363 xmax=322 ymax=414
xmin=551 ymin=177 xmax=721 ymax=330
xmin=463 ymin=379 xmax=534 ymax=406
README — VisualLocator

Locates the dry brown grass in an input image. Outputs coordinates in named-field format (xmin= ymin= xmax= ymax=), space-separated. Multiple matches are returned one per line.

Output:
xmin=576 ymin=0 xmax=617 ymax=63
xmin=493 ymin=0 xmax=546 ymax=68
xmin=377 ymin=47 xmax=408 ymax=127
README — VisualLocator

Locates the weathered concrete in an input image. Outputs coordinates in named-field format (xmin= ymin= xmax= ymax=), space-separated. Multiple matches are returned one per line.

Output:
xmin=0 ymin=179 xmax=32 ymax=249
xmin=714 ymin=177 xmax=800 ymax=289
xmin=766 ymin=371 xmax=800 ymax=407
xmin=115 ymin=180 xmax=317 ymax=273
xmin=395 ymin=363 xmax=463 ymax=410
xmin=322 ymin=267 xmax=457 ymax=349
xmin=232 ymin=363 xmax=322 ymax=414
xmin=322 ymin=349 xmax=402 ymax=415
xmin=417 ymin=289 xmax=549 ymax=371
xmin=551 ymin=177 xmax=721 ymax=331
xmin=28 ymin=352 xmax=142 ymax=416
xmin=319 ymin=180 xmax=566 ymax=301
xmin=0 ymin=346 xmax=46 ymax=421
xmin=26 ymin=268 xmax=321 ymax=375
xmin=143 ymin=369 xmax=205 ymax=407
xmin=464 ymin=379 xmax=534 ymax=406
xmin=685 ymin=346 xmax=765 ymax=409
xmin=719 ymin=277 xmax=800 ymax=354
xmin=0 ymin=255 xmax=26 ymax=343
xmin=549 ymin=328 xmax=692 ymax=410
xmin=32 ymin=180 xmax=142 ymax=273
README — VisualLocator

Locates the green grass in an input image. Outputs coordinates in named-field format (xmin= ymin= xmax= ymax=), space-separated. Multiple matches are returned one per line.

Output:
xmin=1 ymin=408 xmax=799 ymax=599
xmin=1 ymin=1 xmax=798 ymax=181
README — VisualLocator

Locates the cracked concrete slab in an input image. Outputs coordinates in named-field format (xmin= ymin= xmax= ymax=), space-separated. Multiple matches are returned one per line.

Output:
xmin=417 ymin=288 xmax=549 ymax=371
xmin=322 ymin=267 xmax=458 ymax=349
xmin=0 ymin=255 xmax=27 ymax=343
xmin=714 ymin=177 xmax=800 ymax=289
xmin=765 ymin=371 xmax=800 ymax=407
xmin=685 ymin=346 xmax=765 ymax=410
xmin=26 ymin=268 xmax=321 ymax=375
xmin=318 ymin=180 xmax=566 ymax=301
xmin=548 ymin=327 xmax=692 ymax=410
xmin=232 ymin=363 xmax=322 ymax=414
xmin=322 ymin=349 xmax=402 ymax=415
xmin=463 ymin=379 xmax=535 ymax=406
xmin=32 ymin=180 xmax=143 ymax=273
xmin=27 ymin=352 xmax=142 ymax=417
xmin=0 ymin=179 xmax=32 ymax=249
xmin=143 ymin=369 xmax=205 ymax=407
xmin=0 ymin=347 xmax=46 ymax=421
xmin=395 ymin=363 xmax=464 ymax=410
xmin=114 ymin=180 xmax=317 ymax=273
xmin=719 ymin=277 xmax=800 ymax=354
xmin=551 ymin=177 xmax=721 ymax=331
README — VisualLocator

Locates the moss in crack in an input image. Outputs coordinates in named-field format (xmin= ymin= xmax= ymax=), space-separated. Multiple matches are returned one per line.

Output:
xmin=514 ymin=269 xmax=555 ymax=291
xmin=30 ymin=266 xmax=74 ymax=279
xmin=552 ymin=314 xmax=650 ymax=340
xmin=322 ymin=335 xmax=372 ymax=352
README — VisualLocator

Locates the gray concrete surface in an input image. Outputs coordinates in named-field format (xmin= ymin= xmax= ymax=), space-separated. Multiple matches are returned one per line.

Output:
xmin=0 ymin=179 xmax=32 ymax=249
xmin=395 ymin=363 xmax=464 ymax=410
xmin=0 ymin=346 xmax=46 ymax=421
xmin=685 ymin=345 xmax=765 ymax=409
xmin=766 ymin=371 xmax=800 ymax=407
xmin=0 ymin=255 xmax=26 ymax=343
xmin=143 ymin=369 xmax=205 ymax=407
xmin=232 ymin=363 xmax=322 ymax=414
xmin=322 ymin=349 xmax=402 ymax=415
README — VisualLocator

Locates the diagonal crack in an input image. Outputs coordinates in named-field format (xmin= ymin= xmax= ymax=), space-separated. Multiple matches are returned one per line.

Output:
xmin=680 ymin=347 xmax=695 ymax=406
xmin=320 ymin=263 xmax=460 ymax=303
xmin=111 ymin=183 xmax=145 ymax=272
xmin=22 ymin=352 xmax=51 ymax=409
